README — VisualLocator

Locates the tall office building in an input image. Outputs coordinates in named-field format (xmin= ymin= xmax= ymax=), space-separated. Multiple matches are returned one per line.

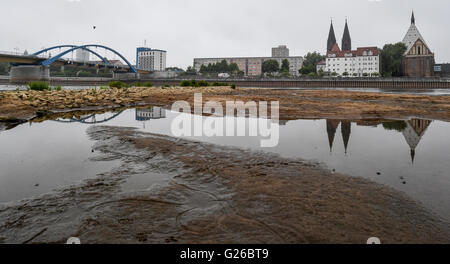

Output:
xmin=75 ymin=49 xmax=90 ymax=63
xmin=136 ymin=47 xmax=167 ymax=71
xmin=272 ymin=45 xmax=290 ymax=57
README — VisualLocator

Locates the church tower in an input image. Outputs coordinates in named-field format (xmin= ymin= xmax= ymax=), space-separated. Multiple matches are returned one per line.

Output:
xmin=327 ymin=20 xmax=337 ymax=52
xmin=402 ymin=11 xmax=435 ymax=77
xmin=341 ymin=19 xmax=352 ymax=51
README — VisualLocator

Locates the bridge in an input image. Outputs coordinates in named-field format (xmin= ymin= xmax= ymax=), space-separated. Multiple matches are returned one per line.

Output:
xmin=0 ymin=44 xmax=152 ymax=82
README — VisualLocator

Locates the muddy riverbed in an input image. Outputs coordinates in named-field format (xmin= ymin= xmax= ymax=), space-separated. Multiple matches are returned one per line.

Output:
xmin=1 ymin=87 xmax=449 ymax=244
xmin=0 ymin=125 xmax=448 ymax=244
xmin=1 ymin=86 xmax=450 ymax=122
xmin=0 ymin=107 xmax=449 ymax=244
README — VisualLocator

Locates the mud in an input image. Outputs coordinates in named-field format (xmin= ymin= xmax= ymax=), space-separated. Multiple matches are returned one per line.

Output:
xmin=0 ymin=125 xmax=448 ymax=244
xmin=1 ymin=87 xmax=450 ymax=125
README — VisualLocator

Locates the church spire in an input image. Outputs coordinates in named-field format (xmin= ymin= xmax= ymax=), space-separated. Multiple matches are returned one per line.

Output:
xmin=411 ymin=11 xmax=415 ymax=25
xmin=341 ymin=121 xmax=351 ymax=154
xmin=342 ymin=19 xmax=352 ymax=51
xmin=327 ymin=19 xmax=337 ymax=52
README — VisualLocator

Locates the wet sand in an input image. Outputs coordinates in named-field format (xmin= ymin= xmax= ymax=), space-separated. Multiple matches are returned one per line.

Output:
xmin=1 ymin=126 xmax=448 ymax=244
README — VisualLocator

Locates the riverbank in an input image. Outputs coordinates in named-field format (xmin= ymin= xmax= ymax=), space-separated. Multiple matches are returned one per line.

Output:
xmin=0 ymin=125 xmax=448 ymax=244
xmin=1 ymin=86 xmax=450 ymax=125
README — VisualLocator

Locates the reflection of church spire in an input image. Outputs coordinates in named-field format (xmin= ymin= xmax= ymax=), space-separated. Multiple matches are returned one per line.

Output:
xmin=326 ymin=120 xmax=340 ymax=152
xmin=341 ymin=121 xmax=351 ymax=154
xmin=401 ymin=119 xmax=432 ymax=163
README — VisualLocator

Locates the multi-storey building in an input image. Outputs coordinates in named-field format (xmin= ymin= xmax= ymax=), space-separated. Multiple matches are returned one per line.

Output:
xmin=272 ymin=45 xmax=289 ymax=57
xmin=75 ymin=49 xmax=89 ymax=63
xmin=324 ymin=20 xmax=381 ymax=77
xmin=193 ymin=46 xmax=303 ymax=77
xmin=136 ymin=47 xmax=167 ymax=71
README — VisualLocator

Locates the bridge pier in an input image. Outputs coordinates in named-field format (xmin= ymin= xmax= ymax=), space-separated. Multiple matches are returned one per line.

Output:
xmin=112 ymin=72 xmax=140 ymax=81
xmin=10 ymin=65 xmax=50 ymax=83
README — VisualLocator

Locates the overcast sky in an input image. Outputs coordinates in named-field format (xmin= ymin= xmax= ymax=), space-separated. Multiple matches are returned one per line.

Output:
xmin=1 ymin=0 xmax=449 ymax=68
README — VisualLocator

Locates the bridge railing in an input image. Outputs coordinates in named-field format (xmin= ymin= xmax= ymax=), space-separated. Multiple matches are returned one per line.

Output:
xmin=0 ymin=50 xmax=49 ymax=59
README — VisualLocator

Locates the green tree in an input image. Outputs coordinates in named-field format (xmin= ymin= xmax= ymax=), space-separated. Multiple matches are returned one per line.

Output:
xmin=381 ymin=42 xmax=407 ymax=77
xmin=299 ymin=64 xmax=316 ymax=75
xmin=185 ymin=66 xmax=197 ymax=75
xmin=262 ymin=60 xmax=280 ymax=73
xmin=281 ymin=59 xmax=290 ymax=73
xmin=0 ymin=62 xmax=10 ymax=75
xmin=299 ymin=52 xmax=325 ymax=75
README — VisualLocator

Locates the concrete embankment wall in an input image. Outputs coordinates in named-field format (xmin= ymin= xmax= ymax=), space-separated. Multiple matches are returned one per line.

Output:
xmin=6 ymin=77 xmax=450 ymax=89
xmin=147 ymin=79 xmax=450 ymax=89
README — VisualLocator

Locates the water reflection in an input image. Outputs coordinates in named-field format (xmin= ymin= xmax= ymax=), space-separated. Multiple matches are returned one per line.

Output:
xmin=0 ymin=107 xmax=448 ymax=221
xmin=326 ymin=118 xmax=432 ymax=163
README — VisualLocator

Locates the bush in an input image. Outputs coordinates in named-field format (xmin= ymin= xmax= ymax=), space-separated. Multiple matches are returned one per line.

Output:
xmin=134 ymin=82 xmax=153 ymax=87
xmin=231 ymin=84 xmax=236 ymax=89
xmin=180 ymin=80 xmax=192 ymax=87
xmin=29 ymin=82 xmax=50 ymax=91
xmin=53 ymin=85 xmax=62 ymax=91
xmin=108 ymin=81 xmax=128 ymax=89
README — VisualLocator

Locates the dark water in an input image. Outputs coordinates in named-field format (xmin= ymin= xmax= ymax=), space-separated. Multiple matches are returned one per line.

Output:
xmin=0 ymin=108 xmax=449 ymax=222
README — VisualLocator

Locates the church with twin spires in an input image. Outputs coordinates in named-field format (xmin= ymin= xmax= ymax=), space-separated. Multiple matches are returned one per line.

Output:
xmin=323 ymin=19 xmax=381 ymax=77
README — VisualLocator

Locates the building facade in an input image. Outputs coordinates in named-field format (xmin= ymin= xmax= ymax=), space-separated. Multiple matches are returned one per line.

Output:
xmin=324 ymin=20 xmax=380 ymax=77
xmin=136 ymin=47 xmax=167 ymax=71
xmin=434 ymin=64 xmax=450 ymax=78
xmin=401 ymin=12 xmax=435 ymax=78
xmin=75 ymin=49 xmax=90 ymax=63
xmin=272 ymin=45 xmax=289 ymax=57
xmin=193 ymin=46 xmax=303 ymax=77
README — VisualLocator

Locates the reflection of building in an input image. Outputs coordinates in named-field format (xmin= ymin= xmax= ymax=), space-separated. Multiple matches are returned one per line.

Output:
xmin=325 ymin=118 xmax=431 ymax=162
xmin=402 ymin=119 xmax=432 ymax=162
xmin=326 ymin=120 xmax=351 ymax=153
xmin=402 ymin=12 xmax=435 ymax=77
xmin=135 ymin=107 xmax=166 ymax=121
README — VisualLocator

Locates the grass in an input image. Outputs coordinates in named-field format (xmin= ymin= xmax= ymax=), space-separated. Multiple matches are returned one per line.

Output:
xmin=28 ymin=82 xmax=50 ymax=91
xmin=28 ymin=82 xmax=63 ymax=91
xmin=134 ymin=82 xmax=153 ymax=87
xmin=108 ymin=81 xmax=129 ymax=89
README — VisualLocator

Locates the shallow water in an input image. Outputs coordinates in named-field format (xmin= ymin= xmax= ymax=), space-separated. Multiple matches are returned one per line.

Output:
xmin=0 ymin=107 xmax=449 ymax=222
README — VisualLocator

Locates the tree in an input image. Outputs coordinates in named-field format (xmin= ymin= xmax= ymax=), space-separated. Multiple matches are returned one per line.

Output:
xmin=185 ymin=66 xmax=197 ymax=76
xmin=199 ymin=60 xmax=241 ymax=75
xmin=299 ymin=51 xmax=325 ymax=75
xmin=281 ymin=59 xmax=290 ymax=73
xmin=0 ymin=62 xmax=10 ymax=75
xmin=299 ymin=64 xmax=316 ymax=75
xmin=380 ymin=42 xmax=407 ymax=77
xmin=262 ymin=60 xmax=280 ymax=73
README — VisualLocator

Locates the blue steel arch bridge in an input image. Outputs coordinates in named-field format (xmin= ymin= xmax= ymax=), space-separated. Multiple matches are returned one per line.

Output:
xmin=0 ymin=44 xmax=151 ymax=74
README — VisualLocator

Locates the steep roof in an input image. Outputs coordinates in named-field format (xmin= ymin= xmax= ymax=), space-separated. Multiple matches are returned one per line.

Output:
xmin=342 ymin=20 xmax=352 ymax=51
xmin=327 ymin=21 xmax=337 ymax=51
xmin=327 ymin=46 xmax=379 ymax=57
xmin=402 ymin=12 xmax=431 ymax=55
